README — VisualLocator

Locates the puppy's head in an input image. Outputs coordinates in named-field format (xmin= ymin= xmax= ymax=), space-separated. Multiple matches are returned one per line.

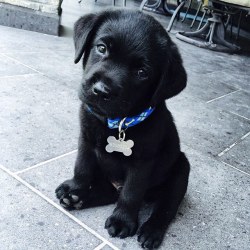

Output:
xmin=74 ymin=10 xmax=186 ymax=118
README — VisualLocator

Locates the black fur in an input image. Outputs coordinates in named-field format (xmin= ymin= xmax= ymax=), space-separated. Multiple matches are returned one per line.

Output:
xmin=56 ymin=10 xmax=190 ymax=249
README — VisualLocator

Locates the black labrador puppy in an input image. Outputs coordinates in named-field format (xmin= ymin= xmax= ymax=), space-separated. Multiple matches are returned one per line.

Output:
xmin=56 ymin=9 xmax=190 ymax=249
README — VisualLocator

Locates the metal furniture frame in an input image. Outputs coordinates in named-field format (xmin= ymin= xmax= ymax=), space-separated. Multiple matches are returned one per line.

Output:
xmin=175 ymin=0 xmax=248 ymax=52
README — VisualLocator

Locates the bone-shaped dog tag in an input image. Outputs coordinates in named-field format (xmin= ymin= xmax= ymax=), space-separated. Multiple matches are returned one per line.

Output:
xmin=105 ymin=136 xmax=134 ymax=156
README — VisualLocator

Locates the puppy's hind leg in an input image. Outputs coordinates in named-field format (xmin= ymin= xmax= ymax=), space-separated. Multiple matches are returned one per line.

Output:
xmin=138 ymin=152 xmax=190 ymax=249
xmin=82 ymin=176 xmax=119 ymax=208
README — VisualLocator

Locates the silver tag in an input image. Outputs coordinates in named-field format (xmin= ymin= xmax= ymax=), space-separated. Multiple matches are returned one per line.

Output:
xmin=105 ymin=117 xmax=134 ymax=156
xmin=105 ymin=136 xmax=134 ymax=156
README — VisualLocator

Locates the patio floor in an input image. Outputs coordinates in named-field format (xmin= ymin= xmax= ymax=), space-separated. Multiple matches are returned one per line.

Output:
xmin=0 ymin=0 xmax=249 ymax=249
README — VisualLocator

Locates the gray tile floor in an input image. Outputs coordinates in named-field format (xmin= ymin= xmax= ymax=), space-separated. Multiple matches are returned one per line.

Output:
xmin=0 ymin=0 xmax=250 ymax=249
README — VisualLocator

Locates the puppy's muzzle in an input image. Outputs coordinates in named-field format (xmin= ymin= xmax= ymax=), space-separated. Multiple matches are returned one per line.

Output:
xmin=92 ymin=81 xmax=111 ymax=100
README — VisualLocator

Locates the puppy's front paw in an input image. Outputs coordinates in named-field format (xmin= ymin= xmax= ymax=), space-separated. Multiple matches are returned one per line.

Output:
xmin=55 ymin=179 xmax=89 ymax=210
xmin=105 ymin=213 xmax=138 ymax=239
xmin=138 ymin=222 xmax=165 ymax=249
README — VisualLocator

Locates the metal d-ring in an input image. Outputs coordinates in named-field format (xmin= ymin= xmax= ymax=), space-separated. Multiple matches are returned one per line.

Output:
xmin=118 ymin=130 xmax=126 ymax=141
xmin=118 ymin=117 xmax=127 ymax=132
xmin=118 ymin=118 xmax=127 ymax=141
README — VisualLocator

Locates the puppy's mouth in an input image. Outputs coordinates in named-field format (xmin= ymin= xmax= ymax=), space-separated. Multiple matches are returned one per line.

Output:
xmin=86 ymin=101 xmax=128 ymax=118
xmin=79 ymin=86 xmax=131 ymax=118
xmin=81 ymin=93 xmax=110 ymax=117
xmin=86 ymin=103 xmax=107 ymax=116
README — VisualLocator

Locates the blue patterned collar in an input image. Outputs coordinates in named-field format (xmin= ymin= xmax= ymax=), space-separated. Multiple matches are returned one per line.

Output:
xmin=86 ymin=105 xmax=155 ymax=129
xmin=107 ymin=107 xmax=154 ymax=129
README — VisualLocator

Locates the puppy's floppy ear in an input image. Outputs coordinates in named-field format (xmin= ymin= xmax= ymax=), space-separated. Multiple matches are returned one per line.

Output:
xmin=150 ymin=43 xmax=187 ymax=106
xmin=74 ymin=13 xmax=102 ymax=64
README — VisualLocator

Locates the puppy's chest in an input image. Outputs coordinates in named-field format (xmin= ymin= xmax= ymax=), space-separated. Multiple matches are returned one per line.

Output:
xmin=95 ymin=141 xmax=129 ymax=180
xmin=94 ymin=133 xmax=135 ymax=183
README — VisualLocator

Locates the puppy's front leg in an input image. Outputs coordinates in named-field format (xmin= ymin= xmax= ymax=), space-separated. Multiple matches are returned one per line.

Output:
xmin=105 ymin=166 xmax=151 ymax=238
xmin=55 ymin=136 xmax=97 ymax=210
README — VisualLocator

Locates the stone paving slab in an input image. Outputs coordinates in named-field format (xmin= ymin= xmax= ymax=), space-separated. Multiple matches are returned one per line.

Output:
xmin=200 ymin=69 xmax=250 ymax=94
xmin=220 ymin=135 xmax=250 ymax=174
xmin=0 ymin=53 xmax=36 ymax=77
xmin=173 ymin=38 xmax=250 ymax=91
xmin=181 ymin=70 xmax=239 ymax=103
xmin=0 ymin=168 xmax=102 ymax=250
xmin=102 ymin=245 xmax=114 ymax=250
xmin=0 ymin=74 xmax=79 ymax=171
xmin=167 ymin=96 xmax=250 ymax=157
xmin=208 ymin=90 xmax=250 ymax=120
xmin=177 ymin=46 xmax=250 ymax=92
xmin=18 ymin=145 xmax=250 ymax=250
xmin=2 ymin=50 xmax=82 ymax=85
xmin=180 ymin=51 xmax=229 ymax=75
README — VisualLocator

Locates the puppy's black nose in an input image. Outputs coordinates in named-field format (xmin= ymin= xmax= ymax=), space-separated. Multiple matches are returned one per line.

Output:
xmin=92 ymin=81 xmax=110 ymax=100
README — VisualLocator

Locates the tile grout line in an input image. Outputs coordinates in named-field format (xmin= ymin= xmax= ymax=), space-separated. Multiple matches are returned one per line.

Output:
xmin=15 ymin=149 xmax=78 ymax=175
xmin=217 ymin=131 xmax=250 ymax=157
xmin=0 ymin=73 xmax=40 ymax=79
xmin=206 ymin=89 xmax=241 ymax=104
xmin=221 ymin=161 xmax=250 ymax=177
xmin=1 ymin=53 xmax=43 ymax=74
xmin=229 ymin=111 xmax=250 ymax=121
xmin=93 ymin=242 xmax=107 ymax=250
xmin=0 ymin=164 xmax=119 ymax=250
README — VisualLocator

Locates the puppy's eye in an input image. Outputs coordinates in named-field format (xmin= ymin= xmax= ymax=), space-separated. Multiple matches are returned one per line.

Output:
xmin=137 ymin=69 xmax=148 ymax=79
xmin=96 ymin=44 xmax=107 ymax=54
